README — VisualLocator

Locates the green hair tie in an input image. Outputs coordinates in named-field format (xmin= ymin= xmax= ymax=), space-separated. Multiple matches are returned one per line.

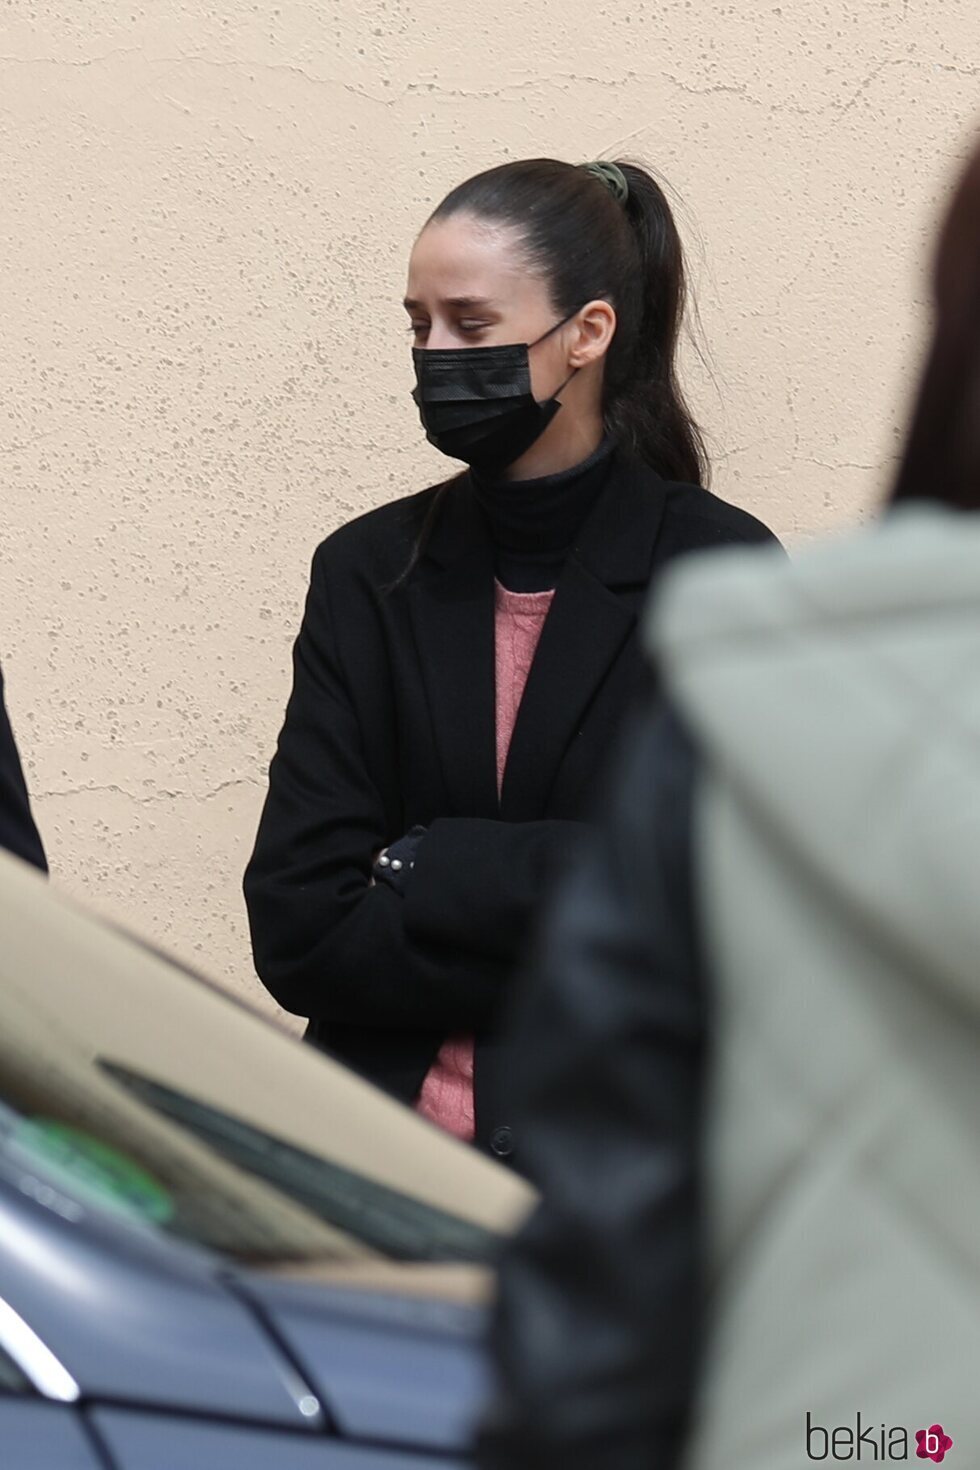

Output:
xmin=582 ymin=160 xmax=630 ymax=206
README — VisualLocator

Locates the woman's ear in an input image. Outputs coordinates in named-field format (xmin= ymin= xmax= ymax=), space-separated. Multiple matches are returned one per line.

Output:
xmin=567 ymin=300 xmax=617 ymax=367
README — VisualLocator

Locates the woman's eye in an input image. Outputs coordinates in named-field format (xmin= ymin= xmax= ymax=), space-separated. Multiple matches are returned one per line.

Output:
xmin=459 ymin=321 xmax=488 ymax=334
xmin=407 ymin=322 xmax=429 ymax=337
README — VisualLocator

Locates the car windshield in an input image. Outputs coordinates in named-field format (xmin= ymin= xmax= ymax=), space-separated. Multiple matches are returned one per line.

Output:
xmin=0 ymin=853 xmax=533 ymax=1267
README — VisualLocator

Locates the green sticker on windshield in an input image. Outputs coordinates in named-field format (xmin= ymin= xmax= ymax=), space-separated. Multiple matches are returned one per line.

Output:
xmin=14 ymin=1120 xmax=174 ymax=1225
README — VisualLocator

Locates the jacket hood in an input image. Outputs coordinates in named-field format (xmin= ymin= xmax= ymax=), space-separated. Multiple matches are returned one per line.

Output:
xmin=647 ymin=504 xmax=980 ymax=1021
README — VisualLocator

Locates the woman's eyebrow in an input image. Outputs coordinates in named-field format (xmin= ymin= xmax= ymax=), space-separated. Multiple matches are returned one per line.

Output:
xmin=445 ymin=296 xmax=498 ymax=309
xmin=402 ymin=295 xmax=498 ymax=311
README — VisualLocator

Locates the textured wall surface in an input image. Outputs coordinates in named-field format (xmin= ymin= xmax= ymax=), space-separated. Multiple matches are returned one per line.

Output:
xmin=2 ymin=1 xmax=978 ymax=1016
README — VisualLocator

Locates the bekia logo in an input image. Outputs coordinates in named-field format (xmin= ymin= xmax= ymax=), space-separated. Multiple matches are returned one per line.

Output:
xmin=806 ymin=1413 xmax=953 ymax=1462
xmin=915 ymin=1426 xmax=953 ymax=1463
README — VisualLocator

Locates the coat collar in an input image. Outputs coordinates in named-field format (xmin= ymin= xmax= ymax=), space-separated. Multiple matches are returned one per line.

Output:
xmin=407 ymin=450 xmax=668 ymax=820
xmin=421 ymin=449 xmax=668 ymax=587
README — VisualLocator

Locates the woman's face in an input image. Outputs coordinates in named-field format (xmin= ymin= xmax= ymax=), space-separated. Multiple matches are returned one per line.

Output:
xmin=404 ymin=212 xmax=571 ymax=401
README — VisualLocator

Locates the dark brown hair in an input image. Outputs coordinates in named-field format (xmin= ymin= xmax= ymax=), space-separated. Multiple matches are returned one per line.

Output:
xmin=430 ymin=157 xmax=708 ymax=487
xmin=889 ymin=142 xmax=980 ymax=510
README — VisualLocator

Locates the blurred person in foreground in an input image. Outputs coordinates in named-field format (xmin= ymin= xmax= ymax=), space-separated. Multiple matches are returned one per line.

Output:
xmin=476 ymin=140 xmax=980 ymax=1470
xmin=0 ymin=662 xmax=45 ymax=870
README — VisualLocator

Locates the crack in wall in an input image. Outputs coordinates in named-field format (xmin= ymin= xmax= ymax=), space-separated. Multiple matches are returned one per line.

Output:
xmin=0 ymin=45 xmax=143 ymax=69
xmin=2 ymin=52 xmax=974 ymax=122
xmin=35 ymin=776 xmax=264 ymax=805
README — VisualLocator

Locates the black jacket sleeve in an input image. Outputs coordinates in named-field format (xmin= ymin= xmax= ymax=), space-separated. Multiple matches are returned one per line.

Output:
xmin=403 ymin=816 xmax=587 ymax=961
xmin=476 ymin=699 xmax=704 ymax=1470
xmin=244 ymin=549 xmax=585 ymax=1031
xmin=0 ymin=665 xmax=47 ymax=873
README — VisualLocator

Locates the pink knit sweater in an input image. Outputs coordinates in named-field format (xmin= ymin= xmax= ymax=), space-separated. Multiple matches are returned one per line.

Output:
xmin=414 ymin=581 xmax=556 ymax=1142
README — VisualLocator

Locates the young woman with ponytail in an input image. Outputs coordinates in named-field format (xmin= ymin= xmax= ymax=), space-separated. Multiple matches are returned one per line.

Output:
xmin=244 ymin=157 xmax=779 ymax=1165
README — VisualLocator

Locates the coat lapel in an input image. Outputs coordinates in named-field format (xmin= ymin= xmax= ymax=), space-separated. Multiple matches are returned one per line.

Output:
xmin=406 ymin=454 xmax=670 ymax=823
xmin=407 ymin=480 xmax=501 ymax=819
xmin=499 ymin=454 xmax=668 ymax=820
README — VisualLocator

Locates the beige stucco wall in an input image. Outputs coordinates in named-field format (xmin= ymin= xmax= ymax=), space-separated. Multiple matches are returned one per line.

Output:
xmin=2 ymin=1 xmax=978 ymax=1016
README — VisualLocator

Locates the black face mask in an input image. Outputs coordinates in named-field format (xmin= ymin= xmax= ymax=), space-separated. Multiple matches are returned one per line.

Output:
xmin=411 ymin=312 xmax=579 ymax=474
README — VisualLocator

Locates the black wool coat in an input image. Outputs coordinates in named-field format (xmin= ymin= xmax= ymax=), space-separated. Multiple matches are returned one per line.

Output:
xmin=0 ymin=663 xmax=46 ymax=873
xmin=244 ymin=449 xmax=777 ymax=1161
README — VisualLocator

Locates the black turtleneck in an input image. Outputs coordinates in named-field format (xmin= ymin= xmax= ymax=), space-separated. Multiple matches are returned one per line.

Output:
xmin=470 ymin=436 xmax=616 ymax=592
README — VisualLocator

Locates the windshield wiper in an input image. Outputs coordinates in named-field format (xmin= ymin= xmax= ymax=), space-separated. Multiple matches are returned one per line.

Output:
xmin=97 ymin=1061 xmax=501 ymax=1266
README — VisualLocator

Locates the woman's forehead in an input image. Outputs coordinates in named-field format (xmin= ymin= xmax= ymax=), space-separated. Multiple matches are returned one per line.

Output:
xmin=406 ymin=215 xmax=543 ymax=306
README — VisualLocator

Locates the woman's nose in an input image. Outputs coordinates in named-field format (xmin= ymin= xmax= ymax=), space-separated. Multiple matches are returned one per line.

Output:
xmin=425 ymin=320 xmax=471 ymax=351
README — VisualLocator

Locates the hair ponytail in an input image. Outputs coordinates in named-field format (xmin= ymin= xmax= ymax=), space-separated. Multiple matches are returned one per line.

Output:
xmin=610 ymin=162 xmax=708 ymax=485
xmin=430 ymin=155 xmax=709 ymax=486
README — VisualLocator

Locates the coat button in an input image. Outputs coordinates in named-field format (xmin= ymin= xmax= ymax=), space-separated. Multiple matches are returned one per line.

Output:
xmin=490 ymin=1125 xmax=514 ymax=1158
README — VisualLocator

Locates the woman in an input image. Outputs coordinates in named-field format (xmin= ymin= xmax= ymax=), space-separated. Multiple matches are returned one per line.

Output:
xmin=244 ymin=157 xmax=777 ymax=1162
xmin=478 ymin=143 xmax=980 ymax=1467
